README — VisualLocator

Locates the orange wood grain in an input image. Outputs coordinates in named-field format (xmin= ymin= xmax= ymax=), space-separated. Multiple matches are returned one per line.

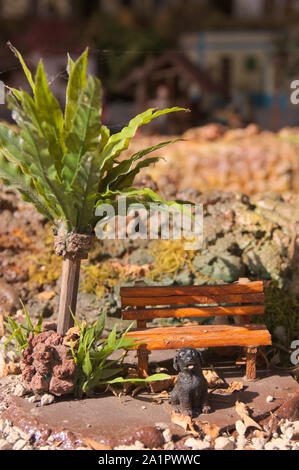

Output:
xmin=125 ymin=324 xmax=272 ymax=350
xmin=122 ymin=304 xmax=265 ymax=320
xmin=120 ymin=281 xmax=264 ymax=298
xmin=121 ymin=292 xmax=264 ymax=307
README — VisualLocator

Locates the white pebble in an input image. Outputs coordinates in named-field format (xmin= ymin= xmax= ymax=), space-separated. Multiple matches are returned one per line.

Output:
xmin=6 ymin=429 xmax=21 ymax=443
xmin=236 ymin=436 xmax=247 ymax=450
xmin=13 ymin=439 xmax=27 ymax=450
xmin=266 ymin=395 xmax=274 ymax=403
xmin=40 ymin=393 xmax=55 ymax=406
xmin=162 ymin=428 xmax=172 ymax=443
xmin=214 ymin=436 xmax=235 ymax=450
xmin=0 ymin=439 xmax=12 ymax=450
xmin=185 ymin=437 xmax=210 ymax=450
xmin=251 ymin=437 xmax=265 ymax=450
xmin=13 ymin=383 xmax=27 ymax=397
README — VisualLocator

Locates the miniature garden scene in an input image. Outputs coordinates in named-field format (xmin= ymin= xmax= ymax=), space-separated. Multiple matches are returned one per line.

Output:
xmin=0 ymin=0 xmax=298 ymax=455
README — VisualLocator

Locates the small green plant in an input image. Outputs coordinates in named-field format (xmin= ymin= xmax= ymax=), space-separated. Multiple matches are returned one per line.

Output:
xmin=5 ymin=300 xmax=43 ymax=353
xmin=69 ymin=311 xmax=170 ymax=397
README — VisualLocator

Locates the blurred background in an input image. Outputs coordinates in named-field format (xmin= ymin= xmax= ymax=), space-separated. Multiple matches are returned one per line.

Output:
xmin=2 ymin=0 xmax=299 ymax=132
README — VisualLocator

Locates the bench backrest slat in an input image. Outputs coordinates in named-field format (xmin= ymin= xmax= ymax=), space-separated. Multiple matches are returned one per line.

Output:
xmin=121 ymin=292 xmax=264 ymax=308
xmin=120 ymin=281 xmax=264 ymax=298
xmin=122 ymin=304 xmax=265 ymax=320
xmin=121 ymin=281 xmax=265 ymax=321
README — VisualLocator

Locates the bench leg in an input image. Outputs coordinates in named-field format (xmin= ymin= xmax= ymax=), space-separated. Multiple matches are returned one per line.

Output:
xmin=137 ymin=346 xmax=150 ymax=377
xmin=245 ymin=346 xmax=258 ymax=381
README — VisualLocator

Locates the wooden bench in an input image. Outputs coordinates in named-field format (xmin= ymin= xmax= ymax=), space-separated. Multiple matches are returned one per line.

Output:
xmin=120 ymin=280 xmax=272 ymax=380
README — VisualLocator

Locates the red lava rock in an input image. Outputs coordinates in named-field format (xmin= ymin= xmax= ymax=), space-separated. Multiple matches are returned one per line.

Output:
xmin=34 ymin=362 xmax=52 ymax=376
xmin=30 ymin=373 xmax=49 ymax=393
xmin=53 ymin=360 xmax=76 ymax=379
xmin=22 ymin=365 xmax=35 ymax=383
xmin=274 ymin=392 xmax=299 ymax=421
xmin=45 ymin=334 xmax=63 ymax=347
xmin=132 ymin=426 xmax=164 ymax=449
xmin=49 ymin=376 xmax=74 ymax=396
xmin=21 ymin=330 xmax=77 ymax=396
xmin=31 ymin=330 xmax=56 ymax=347
xmin=22 ymin=345 xmax=33 ymax=365
xmin=32 ymin=343 xmax=54 ymax=363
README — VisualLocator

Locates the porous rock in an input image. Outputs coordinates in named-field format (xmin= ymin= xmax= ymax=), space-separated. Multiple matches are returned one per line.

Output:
xmin=20 ymin=330 xmax=76 ymax=396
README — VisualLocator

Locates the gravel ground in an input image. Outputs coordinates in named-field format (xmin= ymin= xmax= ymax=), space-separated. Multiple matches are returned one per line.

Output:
xmin=0 ymin=375 xmax=298 ymax=451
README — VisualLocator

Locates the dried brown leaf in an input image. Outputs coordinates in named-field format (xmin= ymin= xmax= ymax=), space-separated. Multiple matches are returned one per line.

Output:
xmin=170 ymin=410 xmax=199 ymax=435
xmin=216 ymin=380 xmax=244 ymax=394
xmin=196 ymin=420 xmax=220 ymax=440
xmin=235 ymin=400 xmax=262 ymax=431
xmin=36 ymin=291 xmax=56 ymax=301
xmin=84 ymin=438 xmax=112 ymax=450
xmin=203 ymin=369 xmax=225 ymax=389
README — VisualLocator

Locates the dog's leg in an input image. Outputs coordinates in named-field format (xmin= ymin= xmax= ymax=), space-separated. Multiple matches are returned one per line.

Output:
xmin=170 ymin=388 xmax=179 ymax=405
xmin=170 ymin=387 xmax=181 ymax=414
xmin=178 ymin=393 xmax=193 ymax=417
xmin=201 ymin=383 xmax=211 ymax=414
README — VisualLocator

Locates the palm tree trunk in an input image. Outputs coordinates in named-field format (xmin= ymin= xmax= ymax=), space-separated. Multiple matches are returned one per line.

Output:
xmin=54 ymin=231 xmax=93 ymax=336
xmin=57 ymin=256 xmax=81 ymax=335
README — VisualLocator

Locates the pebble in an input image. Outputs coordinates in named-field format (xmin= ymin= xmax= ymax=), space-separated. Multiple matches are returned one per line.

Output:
xmin=236 ymin=435 xmax=247 ymax=450
xmin=214 ymin=436 xmax=235 ymax=450
xmin=284 ymin=427 xmax=294 ymax=441
xmin=164 ymin=441 xmax=175 ymax=450
xmin=184 ymin=437 xmax=210 ymax=450
xmin=114 ymin=441 xmax=146 ymax=451
xmin=162 ymin=428 xmax=172 ymax=443
xmin=266 ymin=395 xmax=274 ymax=403
xmin=13 ymin=383 xmax=27 ymax=397
xmin=0 ymin=439 xmax=12 ymax=450
xmin=271 ymin=437 xmax=291 ymax=450
xmin=6 ymin=428 xmax=21 ymax=443
xmin=40 ymin=393 xmax=55 ymax=406
xmin=251 ymin=437 xmax=265 ymax=450
xmin=27 ymin=394 xmax=40 ymax=404
xmin=13 ymin=439 xmax=27 ymax=450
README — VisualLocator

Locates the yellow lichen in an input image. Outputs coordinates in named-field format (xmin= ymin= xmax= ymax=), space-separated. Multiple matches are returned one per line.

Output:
xmin=25 ymin=225 xmax=62 ymax=286
xmin=80 ymin=262 xmax=127 ymax=298
xmin=146 ymin=239 xmax=196 ymax=281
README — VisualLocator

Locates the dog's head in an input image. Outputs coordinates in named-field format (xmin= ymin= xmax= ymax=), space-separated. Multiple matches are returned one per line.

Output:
xmin=173 ymin=347 xmax=203 ymax=373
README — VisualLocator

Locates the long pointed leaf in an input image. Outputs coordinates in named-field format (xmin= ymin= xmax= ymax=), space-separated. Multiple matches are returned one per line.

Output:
xmin=64 ymin=48 xmax=88 ymax=137
xmin=99 ymin=108 xmax=187 ymax=173
xmin=99 ymin=139 xmax=181 ymax=193
xmin=8 ymin=43 xmax=35 ymax=92
xmin=34 ymin=60 xmax=64 ymax=174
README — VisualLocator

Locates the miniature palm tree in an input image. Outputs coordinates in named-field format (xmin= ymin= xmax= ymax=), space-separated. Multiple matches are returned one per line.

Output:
xmin=0 ymin=45 xmax=186 ymax=335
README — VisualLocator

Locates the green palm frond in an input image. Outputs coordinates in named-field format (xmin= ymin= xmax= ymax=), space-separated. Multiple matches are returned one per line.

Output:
xmin=0 ymin=46 xmax=188 ymax=234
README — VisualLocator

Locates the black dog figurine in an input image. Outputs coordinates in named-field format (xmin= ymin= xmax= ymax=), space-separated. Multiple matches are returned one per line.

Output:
xmin=170 ymin=347 xmax=211 ymax=417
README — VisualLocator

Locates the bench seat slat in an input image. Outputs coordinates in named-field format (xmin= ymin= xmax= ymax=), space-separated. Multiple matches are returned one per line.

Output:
xmin=122 ymin=292 xmax=264 ymax=307
xmin=125 ymin=324 xmax=272 ymax=350
xmin=120 ymin=281 xmax=264 ymax=298
xmin=122 ymin=304 xmax=265 ymax=320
